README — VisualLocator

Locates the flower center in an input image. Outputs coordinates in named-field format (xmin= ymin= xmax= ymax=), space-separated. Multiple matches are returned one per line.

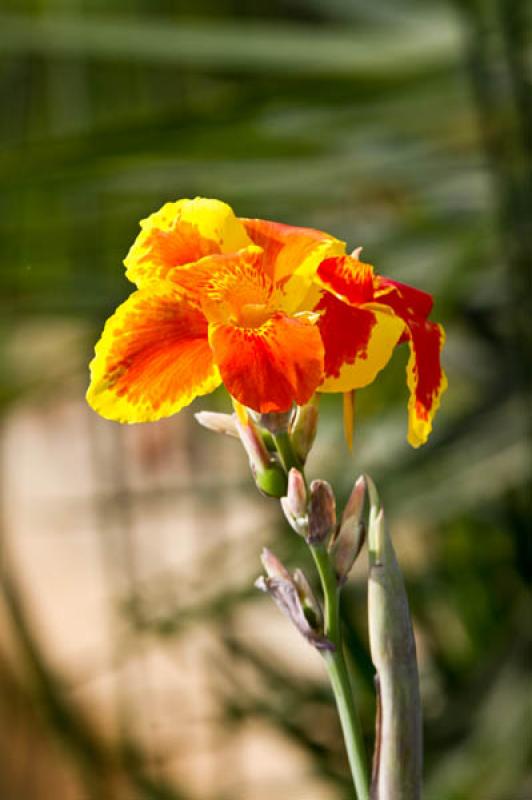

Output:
xmin=232 ymin=302 xmax=272 ymax=328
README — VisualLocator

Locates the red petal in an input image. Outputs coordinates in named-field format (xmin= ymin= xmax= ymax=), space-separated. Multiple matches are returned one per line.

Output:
xmin=377 ymin=280 xmax=446 ymax=447
xmin=317 ymin=256 xmax=376 ymax=304
xmin=317 ymin=292 xmax=377 ymax=380
xmin=404 ymin=319 xmax=447 ymax=447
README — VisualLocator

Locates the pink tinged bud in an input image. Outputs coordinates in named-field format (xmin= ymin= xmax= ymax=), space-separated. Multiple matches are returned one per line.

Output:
xmin=280 ymin=468 xmax=308 ymax=536
xmin=260 ymin=547 xmax=291 ymax=581
xmin=330 ymin=475 xmax=367 ymax=584
xmin=255 ymin=549 xmax=333 ymax=651
xmin=194 ymin=411 xmax=239 ymax=438
xmin=286 ymin=469 xmax=307 ymax=515
xmin=236 ymin=415 xmax=269 ymax=471
xmin=290 ymin=396 xmax=319 ymax=464
xmin=307 ymin=480 xmax=336 ymax=546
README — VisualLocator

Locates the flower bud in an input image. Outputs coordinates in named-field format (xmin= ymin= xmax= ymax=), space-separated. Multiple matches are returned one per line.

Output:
xmin=280 ymin=468 xmax=308 ymax=536
xmin=367 ymin=483 xmax=422 ymax=799
xmin=307 ymin=480 xmax=336 ymax=546
xmin=290 ymin=396 xmax=319 ymax=464
xmin=255 ymin=549 xmax=333 ymax=651
xmin=330 ymin=475 xmax=366 ymax=584
xmin=292 ymin=568 xmax=323 ymax=630
xmin=236 ymin=416 xmax=287 ymax=498
xmin=260 ymin=547 xmax=291 ymax=581
xmin=194 ymin=411 xmax=239 ymax=438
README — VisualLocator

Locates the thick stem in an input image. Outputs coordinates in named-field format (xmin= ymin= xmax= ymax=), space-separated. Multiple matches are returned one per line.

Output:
xmin=312 ymin=546 xmax=370 ymax=800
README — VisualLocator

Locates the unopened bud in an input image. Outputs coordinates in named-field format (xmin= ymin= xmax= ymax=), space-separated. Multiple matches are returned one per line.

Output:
xmin=290 ymin=397 xmax=319 ymax=464
xmin=330 ymin=475 xmax=366 ymax=583
xmin=194 ymin=411 xmax=239 ymax=438
xmin=280 ymin=468 xmax=308 ymax=535
xmin=292 ymin=568 xmax=323 ymax=630
xmin=236 ymin=416 xmax=287 ymax=497
xmin=260 ymin=547 xmax=291 ymax=581
xmin=367 ymin=483 xmax=422 ymax=799
xmin=307 ymin=480 xmax=336 ymax=546
xmin=255 ymin=549 xmax=333 ymax=651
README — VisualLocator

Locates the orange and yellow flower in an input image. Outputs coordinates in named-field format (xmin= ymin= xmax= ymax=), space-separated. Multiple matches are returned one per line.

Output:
xmin=87 ymin=197 xmax=446 ymax=447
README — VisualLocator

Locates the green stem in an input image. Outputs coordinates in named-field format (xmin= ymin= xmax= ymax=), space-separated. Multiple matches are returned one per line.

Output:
xmin=312 ymin=546 xmax=370 ymax=800
xmin=272 ymin=431 xmax=369 ymax=800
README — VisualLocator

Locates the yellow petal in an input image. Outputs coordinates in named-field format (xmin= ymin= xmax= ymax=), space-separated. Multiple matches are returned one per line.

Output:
xmin=124 ymin=197 xmax=252 ymax=287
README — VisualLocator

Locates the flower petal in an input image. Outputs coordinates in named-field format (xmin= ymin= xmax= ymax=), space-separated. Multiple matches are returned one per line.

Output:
xmin=316 ymin=292 xmax=404 ymax=392
xmin=87 ymin=286 xmax=221 ymax=422
xmin=317 ymin=255 xmax=376 ymax=304
xmin=166 ymin=246 xmax=272 ymax=324
xmin=404 ymin=320 xmax=447 ymax=447
xmin=377 ymin=277 xmax=434 ymax=318
xmin=125 ymin=197 xmax=252 ymax=286
xmin=377 ymin=282 xmax=447 ymax=447
xmin=209 ymin=313 xmax=324 ymax=413
xmin=242 ymin=218 xmax=344 ymax=312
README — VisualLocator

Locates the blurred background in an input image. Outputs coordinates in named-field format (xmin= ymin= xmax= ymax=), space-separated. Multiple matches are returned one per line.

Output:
xmin=0 ymin=1 xmax=531 ymax=798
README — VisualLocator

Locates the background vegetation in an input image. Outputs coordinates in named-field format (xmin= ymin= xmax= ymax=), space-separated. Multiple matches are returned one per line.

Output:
xmin=0 ymin=1 xmax=530 ymax=799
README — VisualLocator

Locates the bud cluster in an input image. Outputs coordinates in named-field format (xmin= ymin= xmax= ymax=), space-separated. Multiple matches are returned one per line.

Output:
xmin=280 ymin=469 xmax=367 ymax=585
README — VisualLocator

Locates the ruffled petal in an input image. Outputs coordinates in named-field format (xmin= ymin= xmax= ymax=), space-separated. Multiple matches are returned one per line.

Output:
xmin=166 ymin=246 xmax=272 ymax=324
xmin=243 ymin=218 xmax=344 ymax=312
xmin=377 ymin=277 xmax=434 ymax=318
xmin=376 ymin=281 xmax=447 ymax=447
xmin=404 ymin=320 xmax=447 ymax=447
xmin=316 ymin=292 xmax=404 ymax=392
xmin=87 ymin=286 xmax=221 ymax=422
xmin=125 ymin=197 xmax=252 ymax=287
xmin=209 ymin=312 xmax=324 ymax=413
xmin=317 ymin=256 xmax=376 ymax=304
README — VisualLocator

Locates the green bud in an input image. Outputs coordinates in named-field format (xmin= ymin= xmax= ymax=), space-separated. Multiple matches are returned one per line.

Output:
xmin=290 ymin=396 xmax=319 ymax=464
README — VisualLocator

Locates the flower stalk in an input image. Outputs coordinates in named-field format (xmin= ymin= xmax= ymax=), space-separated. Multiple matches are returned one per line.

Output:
xmin=274 ymin=433 xmax=370 ymax=800
xmin=311 ymin=545 xmax=370 ymax=800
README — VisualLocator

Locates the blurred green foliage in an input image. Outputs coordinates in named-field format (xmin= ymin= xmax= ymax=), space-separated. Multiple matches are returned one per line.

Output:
xmin=0 ymin=1 xmax=531 ymax=799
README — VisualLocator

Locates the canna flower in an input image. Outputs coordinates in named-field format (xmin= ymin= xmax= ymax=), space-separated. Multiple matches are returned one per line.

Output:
xmin=87 ymin=197 xmax=446 ymax=447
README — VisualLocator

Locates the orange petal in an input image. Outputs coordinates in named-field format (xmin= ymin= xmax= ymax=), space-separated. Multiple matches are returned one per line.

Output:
xmin=209 ymin=313 xmax=324 ymax=413
xmin=242 ymin=218 xmax=344 ymax=312
xmin=125 ymin=198 xmax=252 ymax=287
xmin=167 ymin=246 xmax=272 ymax=324
xmin=316 ymin=292 xmax=404 ymax=392
xmin=87 ymin=286 xmax=221 ymax=422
